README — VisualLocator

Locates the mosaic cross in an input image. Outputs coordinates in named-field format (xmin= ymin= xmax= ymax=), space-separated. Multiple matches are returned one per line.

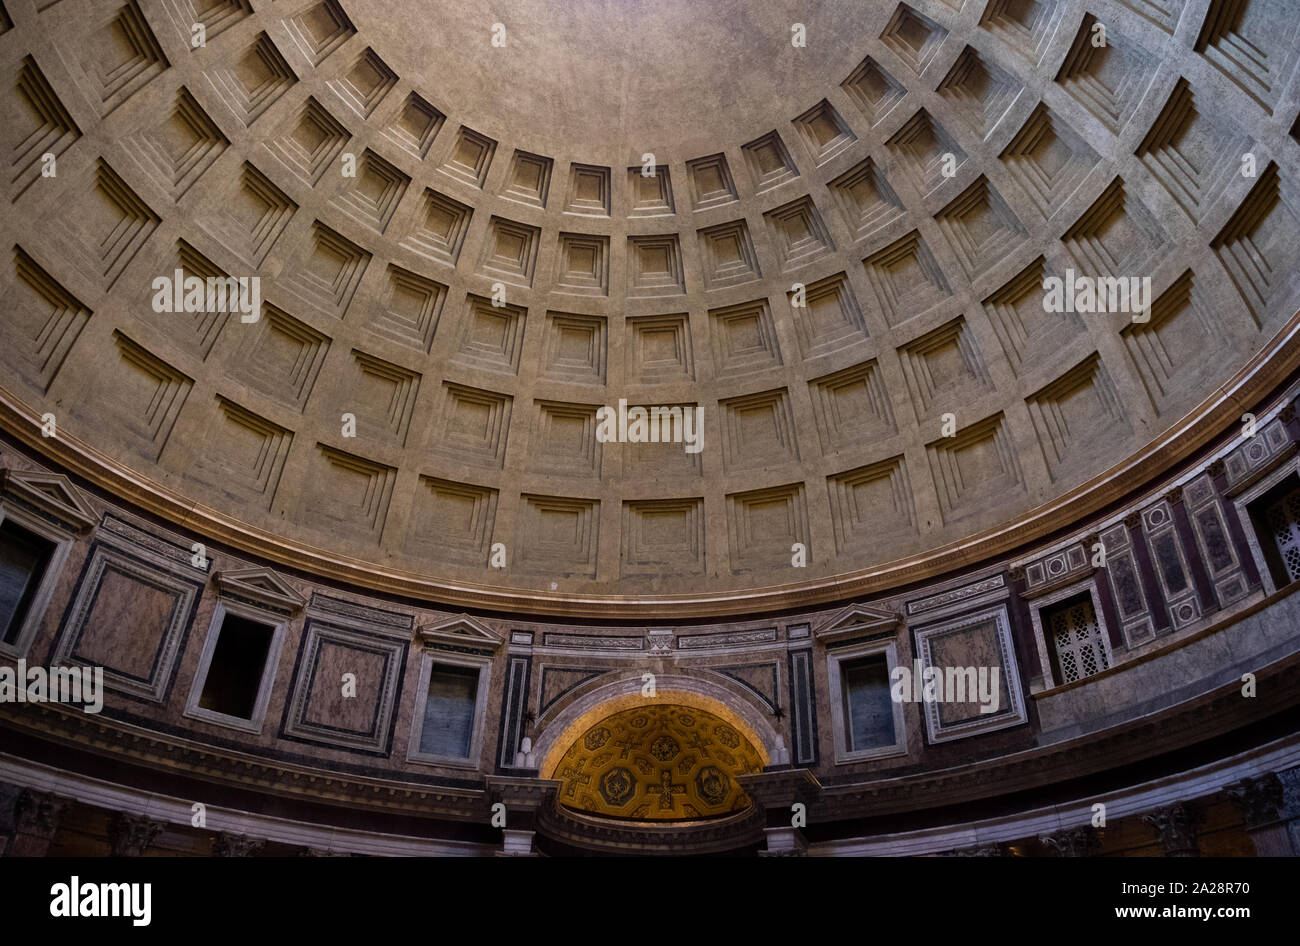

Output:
xmin=647 ymin=769 xmax=687 ymax=811
xmin=685 ymin=731 xmax=713 ymax=757
xmin=612 ymin=735 xmax=641 ymax=759
xmin=559 ymin=763 xmax=591 ymax=799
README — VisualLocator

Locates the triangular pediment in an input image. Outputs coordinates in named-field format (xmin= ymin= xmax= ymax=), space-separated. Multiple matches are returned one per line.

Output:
xmin=213 ymin=567 xmax=306 ymax=613
xmin=0 ymin=469 xmax=97 ymax=534
xmin=814 ymin=603 xmax=900 ymax=643
xmin=417 ymin=614 xmax=504 ymax=651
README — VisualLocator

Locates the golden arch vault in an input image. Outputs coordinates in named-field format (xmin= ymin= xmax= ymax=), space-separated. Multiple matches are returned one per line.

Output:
xmin=548 ymin=703 xmax=765 ymax=821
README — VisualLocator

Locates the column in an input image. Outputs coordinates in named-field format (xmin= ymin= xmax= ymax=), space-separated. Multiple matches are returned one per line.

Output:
xmin=1040 ymin=825 xmax=1100 ymax=857
xmin=212 ymin=832 xmax=265 ymax=857
xmin=1225 ymin=773 xmax=1295 ymax=856
xmin=107 ymin=812 xmax=165 ymax=857
xmin=6 ymin=789 xmax=71 ymax=857
xmin=1141 ymin=802 xmax=1201 ymax=856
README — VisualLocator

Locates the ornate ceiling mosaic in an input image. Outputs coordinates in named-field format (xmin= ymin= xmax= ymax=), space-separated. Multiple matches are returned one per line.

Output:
xmin=551 ymin=704 xmax=762 ymax=820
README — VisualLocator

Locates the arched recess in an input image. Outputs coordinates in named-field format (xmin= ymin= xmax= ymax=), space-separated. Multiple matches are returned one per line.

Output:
xmin=535 ymin=669 xmax=781 ymax=780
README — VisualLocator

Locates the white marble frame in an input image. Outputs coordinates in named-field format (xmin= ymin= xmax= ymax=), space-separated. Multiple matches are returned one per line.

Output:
xmin=1028 ymin=577 xmax=1115 ymax=689
xmin=914 ymin=604 xmax=1028 ymax=743
xmin=825 ymin=639 xmax=907 ymax=764
xmin=406 ymin=649 xmax=493 ymax=770
xmin=0 ymin=501 xmax=78 ymax=659
xmin=183 ymin=599 xmax=288 ymax=735
xmin=1231 ymin=455 xmax=1300 ymax=596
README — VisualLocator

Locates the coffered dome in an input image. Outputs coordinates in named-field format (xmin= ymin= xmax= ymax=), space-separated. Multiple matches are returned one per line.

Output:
xmin=3 ymin=0 xmax=1300 ymax=616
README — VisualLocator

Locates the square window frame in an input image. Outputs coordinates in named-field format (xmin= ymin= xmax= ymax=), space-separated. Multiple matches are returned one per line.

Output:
xmin=1028 ymin=577 xmax=1114 ymax=689
xmin=406 ymin=649 xmax=492 ymax=769
xmin=1232 ymin=456 xmax=1300 ymax=596
xmin=184 ymin=599 xmax=288 ymax=734
xmin=825 ymin=637 xmax=906 ymax=764
xmin=913 ymin=603 xmax=1029 ymax=743
xmin=0 ymin=501 xmax=78 ymax=659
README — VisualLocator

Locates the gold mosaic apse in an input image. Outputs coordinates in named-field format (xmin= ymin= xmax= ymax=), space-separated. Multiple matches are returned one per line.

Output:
xmin=552 ymin=704 xmax=763 ymax=821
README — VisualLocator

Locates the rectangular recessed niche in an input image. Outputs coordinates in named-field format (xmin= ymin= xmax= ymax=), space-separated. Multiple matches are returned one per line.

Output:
xmin=530 ymin=401 xmax=602 ymax=477
xmin=503 ymin=149 xmax=553 ymax=208
xmin=898 ymin=316 xmax=992 ymax=418
xmin=478 ymin=216 xmax=541 ymax=287
xmin=10 ymin=56 xmax=81 ymax=200
xmin=2 ymin=246 xmax=91 ymax=392
xmin=697 ymin=219 xmax=761 ymax=289
xmin=207 ymin=31 xmax=294 ymax=127
xmin=764 ymin=195 xmax=835 ymax=271
xmin=1027 ymin=354 xmax=1132 ymax=481
xmin=431 ymin=382 xmax=512 ymax=469
xmin=862 ymin=229 xmax=952 ymax=328
xmin=441 ymin=125 xmax=496 ymax=187
xmin=926 ymin=413 xmax=1023 ymax=524
xmin=792 ymin=99 xmax=857 ymax=165
xmin=629 ymin=165 xmax=675 ymax=216
xmin=886 ymin=108 xmax=967 ymax=196
xmin=566 ymin=163 xmax=611 ymax=216
xmin=368 ymin=264 xmax=447 ymax=353
xmin=719 ymin=388 xmax=799 ymax=473
xmin=386 ymin=92 xmax=443 ymax=158
xmin=517 ymin=495 xmax=599 ymax=578
xmin=330 ymin=47 xmax=396 ymax=118
xmin=1135 ymin=78 xmax=1251 ymax=224
xmin=726 ymin=483 xmax=809 ymax=573
xmin=453 ymin=295 xmax=527 ymax=375
xmin=787 ymin=272 xmax=869 ymax=359
xmin=808 ymin=360 xmax=896 ymax=452
xmin=621 ymin=499 xmax=706 ymax=577
xmin=828 ymin=456 xmax=915 ymax=554
xmin=686 ymin=153 xmax=738 ymax=210
xmin=401 ymin=188 xmax=473 ymax=267
xmin=1054 ymin=14 xmax=1159 ymax=134
xmin=406 ymin=477 xmax=498 ymax=567
xmin=627 ymin=234 xmax=685 ymax=297
xmin=543 ymin=311 xmax=606 ymax=383
xmin=266 ymin=96 xmax=349 ymax=185
xmin=627 ymin=313 xmax=693 ymax=382
xmin=841 ymin=56 xmax=907 ymax=126
xmin=879 ymin=3 xmax=949 ymax=77
xmin=828 ymin=157 xmax=904 ymax=240
xmin=554 ymin=232 xmax=610 ymax=295
xmin=999 ymin=102 xmax=1099 ymax=220
xmin=741 ymin=130 xmax=799 ymax=192
xmin=331 ymin=148 xmax=410 ymax=233
xmin=709 ymin=299 xmax=782 ymax=378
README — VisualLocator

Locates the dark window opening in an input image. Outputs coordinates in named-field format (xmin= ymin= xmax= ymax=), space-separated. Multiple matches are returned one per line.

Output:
xmin=1246 ymin=474 xmax=1300 ymax=590
xmin=198 ymin=614 xmax=275 ymax=720
xmin=841 ymin=654 xmax=894 ymax=753
xmin=0 ymin=518 xmax=55 ymax=646
xmin=419 ymin=664 xmax=479 ymax=759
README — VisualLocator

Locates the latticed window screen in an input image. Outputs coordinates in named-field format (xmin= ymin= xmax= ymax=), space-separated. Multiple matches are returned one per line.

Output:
xmin=1044 ymin=593 xmax=1109 ymax=685
xmin=1264 ymin=487 xmax=1300 ymax=584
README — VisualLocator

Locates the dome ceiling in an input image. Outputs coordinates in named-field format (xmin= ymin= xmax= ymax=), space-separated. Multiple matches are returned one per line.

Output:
xmin=348 ymin=0 xmax=870 ymax=161
xmin=2 ymin=0 xmax=1299 ymax=614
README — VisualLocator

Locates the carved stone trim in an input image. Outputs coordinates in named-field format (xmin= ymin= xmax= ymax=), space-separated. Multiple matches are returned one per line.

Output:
xmin=1141 ymin=802 xmax=1201 ymax=856
xmin=211 ymin=832 xmax=265 ymax=857
xmin=107 ymin=812 xmax=164 ymax=856
xmin=1223 ymin=773 xmax=1285 ymax=829
xmin=1040 ymin=825 xmax=1100 ymax=857
xmin=13 ymin=789 xmax=70 ymax=837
